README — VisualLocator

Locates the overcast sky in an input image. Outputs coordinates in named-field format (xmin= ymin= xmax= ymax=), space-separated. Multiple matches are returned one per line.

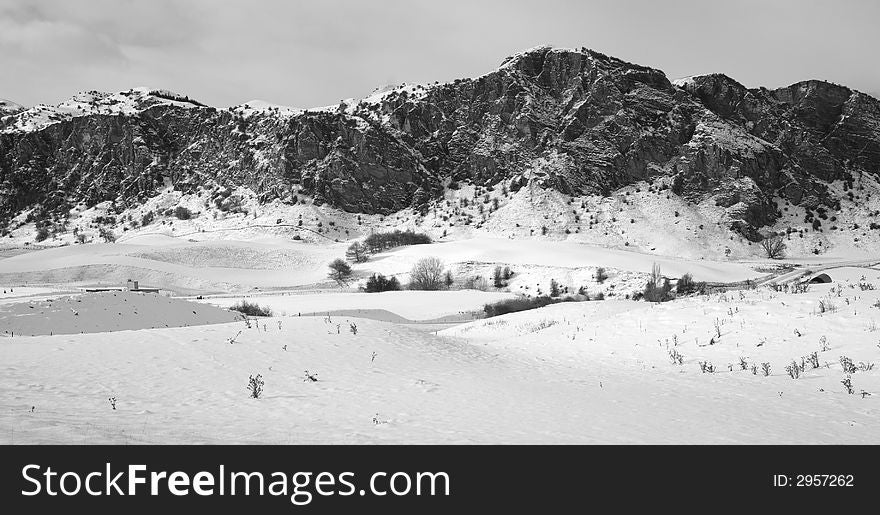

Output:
xmin=1 ymin=0 xmax=878 ymax=108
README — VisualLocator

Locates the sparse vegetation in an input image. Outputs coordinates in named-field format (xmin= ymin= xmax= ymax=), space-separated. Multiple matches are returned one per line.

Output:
xmin=230 ymin=300 xmax=273 ymax=317
xmin=247 ymin=374 xmax=264 ymax=398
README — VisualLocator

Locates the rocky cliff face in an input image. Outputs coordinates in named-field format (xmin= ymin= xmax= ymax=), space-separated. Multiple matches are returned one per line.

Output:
xmin=2 ymin=47 xmax=878 ymax=240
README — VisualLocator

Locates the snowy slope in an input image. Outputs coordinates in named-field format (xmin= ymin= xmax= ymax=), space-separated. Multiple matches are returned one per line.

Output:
xmin=1 ymin=88 xmax=205 ymax=133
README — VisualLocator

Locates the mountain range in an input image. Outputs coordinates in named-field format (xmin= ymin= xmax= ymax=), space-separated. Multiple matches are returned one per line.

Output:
xmin=1 ymin=45 xmax=879 ymax=242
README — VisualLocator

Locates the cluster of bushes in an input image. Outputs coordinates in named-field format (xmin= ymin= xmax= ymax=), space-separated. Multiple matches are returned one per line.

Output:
xmin=675 ymin=273 xmax=707 ymax=295
xmin=492 ymin=266 xmax=513 ymax=288
xmin=98 ymin=226 xmax=116 ymax=243
xmin=635 ymin=266 xmax=707 ymax=302
xmin=363 ymin=273 xmax=401 ymax=292
xmin=483 ymin=295 xmax=580 ymax=318
xmin=331 ymin=255 xmax=453 ymax=292
xmin=363 ymin=230 xmax=431 ymax=253
xmin=174 ymin=206 xmax=192 ymax=220
xmin=230 ymin=300 xmax=273 ymax=317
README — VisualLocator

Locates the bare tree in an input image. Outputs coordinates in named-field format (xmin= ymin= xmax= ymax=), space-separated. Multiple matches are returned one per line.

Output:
xmin=409 ymin=257 xmax=445 ymax=290
xmin=760 ymin=234 xmax=786 ymax=259
xmin=345 ymin=241 xmax=369 ymax=263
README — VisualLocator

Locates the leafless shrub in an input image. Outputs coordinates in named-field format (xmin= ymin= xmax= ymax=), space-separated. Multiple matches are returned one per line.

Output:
xmin=817 ymin=299 xmax=837 ymax=314
xmin=842 ymin=375 xmax=854 ymax=395
xmin=669 ymin=349 xmax=684 ymax=365
xmin=840 ymin=356 xmax=858 ymax=374
xmin=247 ymin=374 xmax=264 ymax=398
xmin=761 ymin=362 xmax=771 ymax=377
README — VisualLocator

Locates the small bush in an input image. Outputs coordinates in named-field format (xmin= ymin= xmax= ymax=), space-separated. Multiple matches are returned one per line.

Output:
xmin=675 ymin=273 xmax=706 ymax=295
xmin=230 ymin=300 xmax=273 ymax=317
xmin=840 ymin=356 xmax=858 ymax=374
xmin=35 ymin=225 xmax=50 ymax=242
xmin=141 ymin=211 xmax=155 ymax=226
xmin=247 ymin=374 xmax=264 ymax=398
xmin=595 ymin=267 xmax=608 ymax=283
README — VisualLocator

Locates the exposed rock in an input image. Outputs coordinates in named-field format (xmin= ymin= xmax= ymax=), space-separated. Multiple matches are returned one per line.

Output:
xmin=1 ymin=48 xmax=878 ymax=240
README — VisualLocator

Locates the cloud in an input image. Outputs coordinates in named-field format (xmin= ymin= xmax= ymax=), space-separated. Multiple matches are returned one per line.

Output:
xmin=0 ymin=0 xmax=878 ymax=109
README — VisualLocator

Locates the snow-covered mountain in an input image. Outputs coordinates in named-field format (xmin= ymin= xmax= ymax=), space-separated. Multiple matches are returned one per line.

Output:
xmin=1 ymin=46 xmax=879 ymax=250
xmin=0 ymin=98 xmax=23 ymax=112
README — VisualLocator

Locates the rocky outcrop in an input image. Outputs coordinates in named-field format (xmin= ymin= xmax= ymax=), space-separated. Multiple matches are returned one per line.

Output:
xmin=1 ymin=47 xmax=878 ymax=240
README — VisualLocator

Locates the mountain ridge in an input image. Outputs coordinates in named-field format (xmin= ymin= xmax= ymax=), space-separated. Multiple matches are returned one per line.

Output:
xmin=1 ymin=45 xmax=879 ymax=244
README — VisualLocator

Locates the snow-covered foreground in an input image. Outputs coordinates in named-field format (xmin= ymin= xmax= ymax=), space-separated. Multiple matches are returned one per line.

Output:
xmin=1 ymin=266 xmax=877 ymax=444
